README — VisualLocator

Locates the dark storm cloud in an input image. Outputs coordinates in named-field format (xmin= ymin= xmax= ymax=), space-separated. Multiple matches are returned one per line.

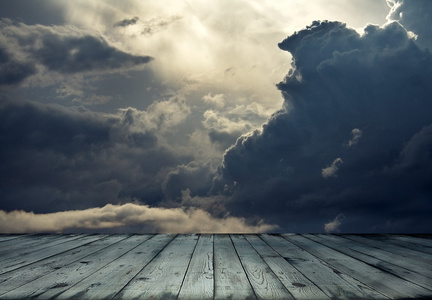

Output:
xmin=33 ymin=34 xmax=152 ymax=74
xmin=387 ymin=0 xmax=432 ymax=49
xmin=0 ymin=46 xmax=36 ymax=85
xmin=114 ymin=17 xmax=139 ymax=28
xmin=208 ymin=129 xmax=243 ymax=150
xmin=162 ymin=162 xmax=215 ymax=202
xmin=218 ymin=16 xmax=432 ymax=233
xmin=0 ymin=98 xmax=189 ymax=213
xmin=0 ymin=19 xmax=152 ymax=82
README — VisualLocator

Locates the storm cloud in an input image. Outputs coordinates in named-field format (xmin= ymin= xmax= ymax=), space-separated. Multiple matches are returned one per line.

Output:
xmin=0 ymin=98 xmax=190 ymax=213
xmin=0 ymin=19 xmax=152 ymax=83
xmin=219 ymin=4 xmax=432 ymax=232
xmin=1 ymin=0 xmax=431 ymax=234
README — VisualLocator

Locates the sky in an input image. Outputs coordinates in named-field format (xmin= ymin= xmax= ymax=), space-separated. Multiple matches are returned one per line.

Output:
xmin=1 ymin=0 xmax=431 ymax=233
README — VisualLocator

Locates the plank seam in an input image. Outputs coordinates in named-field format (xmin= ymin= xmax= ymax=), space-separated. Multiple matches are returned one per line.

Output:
xmin=286 ymin=234 xmax=394 ymax=299
xmin=110 ymin=234 xmax=178 ymax=300
xmin=52 ymin=234 xmax=155 ymax=299
xmin=245 ymin=234 xmax=295 ymax=300
xmin=175 ymin=234 xmax=200 ymax=300
xmin=0 ymin=234 xmax=110 ymax=276
xmin=307 ymin=234 xmax=432 ymax=293
xmin=0 ymin=234 xmax=132 ymax=298
xmin=260 ymin=234 xmax=333 ymax=299
xmin=229 ymin=234 xmax=259 ymax=300
xmin=212 ymin=234 xmax=215 ymax=300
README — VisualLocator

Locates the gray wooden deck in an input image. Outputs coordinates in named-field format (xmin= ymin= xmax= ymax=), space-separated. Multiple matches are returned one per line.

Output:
xmin=0 ymin=234 xmax=431 ymax=299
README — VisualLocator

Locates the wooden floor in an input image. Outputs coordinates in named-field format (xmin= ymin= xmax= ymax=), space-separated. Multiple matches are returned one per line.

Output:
xmin=0 ymin=234 xmax=431 ymax=299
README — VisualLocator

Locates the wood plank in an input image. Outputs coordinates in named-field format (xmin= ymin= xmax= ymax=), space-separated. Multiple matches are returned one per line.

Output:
xmin=213 ymin=234 xmax=256 ymax=300
xmin=368 ymin=235 xmax=432 ymax=255
xmin=341 ymin=235 xmax=432 ymax=275
xmin=283 ymin=234 xmax=432 ymax=299
xmin=262 ymin=234 xmax=386 ymax=300
xmin=0 ymin=234 xmax=430 ymax=299
xmin=231 ymin=234 xmax=295 ymax=300
xmin=0 ymin=234 xmax=65 ymax=258
xmin=55 ymin=234 xmax=175 ymax=300
xmin=177 ymin=234 xmax=214 ymax=300
xmin=245 ymin=235 xmax=330 ymax=300
xmin=112 ymin=234 xmax=198 ymax=300
xmin=344 ymin=234 xmax=432 ymax=261
xmin=0 ymin=234 xmax=29 ymax=242
xmin=0 ymin=234 xmax=107 ymax=275
xmin=1 ymin=234 xmax=147 ymax=299
xmin=307 ymin=234 xmax=432 ymax=292
xmin=397 ymin=235 xmax=432 ymax=248
xmin=0 ymin=234 xmax=129 ymax=296
xmin=0 ymin=234 xmax=84 ymax=263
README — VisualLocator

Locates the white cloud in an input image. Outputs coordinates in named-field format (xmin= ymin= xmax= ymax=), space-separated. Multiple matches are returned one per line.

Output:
xmin=202 ymin=109 xmax=251 ymax=134
xmin=202 ymin=93 xmax=225 ymax=108
xmin=0 ymin=203 xmax=277 ymax=234
xmin=119 ymin=96 xmax=191 ymax=133
xmin=322 ymin=158 xmax=343 ymax=178
xmin=348 ymin=128 xmax=363 ymax=147
xmin=324 ymin=213 xmax=345 ymax=233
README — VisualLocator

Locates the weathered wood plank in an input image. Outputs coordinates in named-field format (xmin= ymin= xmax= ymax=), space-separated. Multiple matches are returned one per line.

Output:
xmin=0 ymin=234 xmax=431 ymax=299
xmin=368 ymin=235 xmax=432 ymax=255
xmin=0 ymin=234 xmax=29 ymax=242
xmin=55 ymin=234 xmax=174 ymax=300
xmin=263 ymin=234 xmax=386 ymax=299
xmin=0 ymin=234 xmax=129 ymax=296
xmin=177 ymin=234 xmax=214 ymax=300
xmin=1 ymin=235 xmax=146 ymax=299
xmin=112 ymin=234 xmax=198 ymax=300
xmin=231 ymin=234 xmax=295 ymax=300
xmin=246 ymin=235 xmax=330 ymax=300
xmin=284 ymin=234 xmax=431 ymax=299
xmin=341 ymin=235 xmax=432 ymax=276
xmin=213 ymin=234 xmax=256 ymax=300
xmin=396 ymin=235 xmax=432 ymax=248
xmin=307 ymin=234 xmax=432 ymax=292
xmin=0 ymin=234 xmax=107 ymax=275
xmin=0 ymin=234 xmax=66 ymax=258
xmin=0 ymin=234 xmax=84 ymax=263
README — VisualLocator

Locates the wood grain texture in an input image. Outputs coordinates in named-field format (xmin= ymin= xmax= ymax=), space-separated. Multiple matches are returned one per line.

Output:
xmin=1 ymin=235 xmax=141 ymax=299
xmin=0 ymin=235 xmax=126 ymax=295
xmin=56 ymin=234 xmax=174 ymax=300
xmin=177 ymin=234 xmax=214 ymax=300
xmin=307 ymin=234 xmax=432 ymax=291
xmin=283 ymin=234 xmax=431 ymax=299
xmin=213 ymin=234 xmax=256 ymax=300
xmin=0 ymin=234 xmax=431 ymax=300
xmin=264 ymin=234 xmax=385 ymax=300
xmin=247 ymin=235 xmax=330 ymax=300
xmin=231 ymin=234 xmax=294 ymax=300
xmin=112 ymin=234 xmax=198 ymax=300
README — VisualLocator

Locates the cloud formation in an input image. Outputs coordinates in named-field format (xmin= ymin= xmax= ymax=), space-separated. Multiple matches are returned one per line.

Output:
xmin=324 ymin=213 xmax=345 ymax=233
xmin=348 ymin=128 xmax=362 ymax=147
xmin=0 ymin=19 xmax=152 ymax=86
xmin=0 ymin=98 xmax=191 ymax=213
xmin=387 ymin=0 xmax=432 ymax=49
xmin=322 ymin=158 xmax=343 ymax=179
xmin=0 ymin=203 xmax=276 ymax=233
xmin=218 ymin=5 xmax=432 ymax=232
xmin=0 ymin=0 xmax=430 ymax=234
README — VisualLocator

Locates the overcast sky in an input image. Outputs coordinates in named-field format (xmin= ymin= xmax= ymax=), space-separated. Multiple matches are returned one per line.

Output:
xmin=1 ymin=0 xmax=431 ymax=233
